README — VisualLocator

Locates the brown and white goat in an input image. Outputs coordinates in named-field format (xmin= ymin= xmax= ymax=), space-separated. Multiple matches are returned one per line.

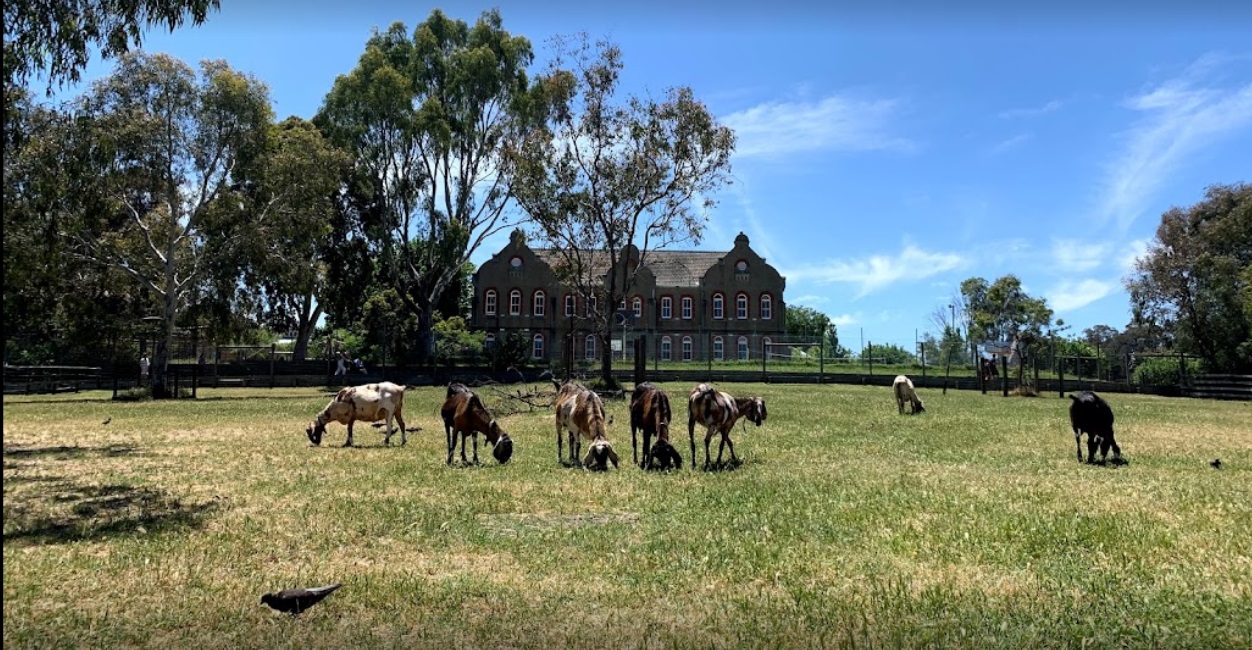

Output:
xmin=553 ymin=380 xmax=618 ymax=470
xmin=686 ymin=383 xmax=767 ymax=469
xmin=440 ymin=383 xmax=514 ymax=465
xmin=306 ymin=381 xmax=410 ymax=447
xmin=631 ymin=382 xmax=681 ymax=470
xmin=892 ymin=375 xmax=925 ymax=415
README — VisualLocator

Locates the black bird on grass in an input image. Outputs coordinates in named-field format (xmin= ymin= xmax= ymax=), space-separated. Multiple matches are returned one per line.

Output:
xmin=261 ymin=583 xmax=342 ymax=615
xmin=1211 ymin=458 xmax=1223 ymax=470
xmin=102 ymin=417 xmax=111 ymax=425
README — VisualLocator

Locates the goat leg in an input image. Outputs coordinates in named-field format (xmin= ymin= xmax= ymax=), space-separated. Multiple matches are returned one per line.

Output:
xmin=716 ymin=436 xmax=727 ymax=466
xmin=725 ymin=436 xmax=739 ymax=465
xmin=641 ymin=431 xmax=653 ymax=470
xmin=1087 ymin=435 xmax=1100 ymax=464
xmin=472 ymin=432 xmax=480 ymax=465
xmin=689 ymin=418 xmax=697 ymax=469
xmin=1074 ymin=429 xmax=1083 ymax=462
xmin=397 ymin=415 xmax=408 ymax=446
xmin=632 ymin=425 xmax=639 ymax=467
xmin=344 ymin=420 xmax=355 ymax=448
xmin=704 ymin=431 xmax=714 ymax=470
xmin=557 ymin=426 xmax=564 ymax=466
xmin=446 ymin=426 xmax=456 ymax=465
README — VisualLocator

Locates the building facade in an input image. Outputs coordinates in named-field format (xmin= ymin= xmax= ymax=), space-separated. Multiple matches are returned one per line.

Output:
xmin=471 ymin=230 xmax=787 ymax=365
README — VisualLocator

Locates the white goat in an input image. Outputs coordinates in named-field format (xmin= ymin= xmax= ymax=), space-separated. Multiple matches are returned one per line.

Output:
xmin=892 ymin=375 xmax=925 ymax=415
xmin=307 ymin=382 xmax=410 ymax=447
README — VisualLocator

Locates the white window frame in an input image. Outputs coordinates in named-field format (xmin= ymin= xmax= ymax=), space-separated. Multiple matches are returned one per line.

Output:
xmin=532 ymin=333 xmax=544 ymax=359
xmin=737 ymin=293 xmax=749 ymax=320
xmin=661 ymin=336 xmax=672 ymax=361
xmin=660 ymin=297 xmax=672 ymax=320
xmin=760 ymin=294 xmax=772 ymax=320
xmin=533 ymin=290 xmax=546 ymax=317
xmin=682 ymin=336 xmax=693 ymax=361
xmin=565 ymin=294 xmax=576 ymax=316
xmin=585 ymin=335 xmax=596 ymax=360
xmin=484 ymin=290 xmax=497 ymax=316
xmin=738 ymin=336 xmax=749 ymax=361
xmin=632 ymin=297 xmax=642 ymax=318
xmin=509 ymin=289 xmax=522 ymax=316
xmin=681 ymin=296 xmax=693 ymax=320
xmin=713 ymin=336 xmax=724 ymax=361
xmin=713 ymin=294 xmax=724 ymax=320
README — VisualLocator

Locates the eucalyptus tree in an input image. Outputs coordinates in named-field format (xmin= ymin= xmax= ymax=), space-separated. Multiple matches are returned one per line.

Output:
xmin=1127 ymin=182 xmax=1251 ymax=372
xmin=508 ymin=34 xmax=735 ymax=385
xmin=216 ymin=117 xmax=349 ymax=360
xmin=4 ymin=0 xmax=220 ymax=92
xmin=315 ymin=9 xmax=550 ymax=363
xmin=71 ymin=51 xmax=272 ymax=387
xmin=960 ymin=274 xmax=1054 ymax=384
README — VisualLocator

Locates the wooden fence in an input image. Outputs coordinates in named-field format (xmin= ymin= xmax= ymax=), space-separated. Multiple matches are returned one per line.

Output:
xmin=1184 ymin=374 xmax=1252 ymax=401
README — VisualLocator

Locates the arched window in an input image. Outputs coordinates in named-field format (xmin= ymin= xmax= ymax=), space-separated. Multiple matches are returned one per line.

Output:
xmin=736 ymin=293 xmax=749 ymax=320
xmin=509 ymin=289 xmax=522 ymax=315
xmin=737 ymin=336 xmax=749 ymax=361
xmin=533 ymin=290 xmax=546 ymax=317
xmin=681 ymin=296 xmax=693 ymax=320
xmin=763 ymin=337 xmax=773 ymax=361
xmin=585 ymin=335 xmax=596 ymax=360
xmin=632 ymin=296 xmax=643 ymax=318
xmin=532 ymin=333 xmax=545 ymax=359
xmin=587 ymin=295 xmax=598 ymax=317
xmin=682 ymin=336 xmax=693 ymax=362
xmin=485 ymin=333 xmax=496 ymax=349
xmin=760 ymin=294 xmax=773 ymax=320
xmin=660 ymin=296 xmax=672 ymax=320
xmin=713 ymin=336 xmax=724 ymax=361
xmin=712 ymin=293 xmax=724 ymax=320
xmin=565 ymin=294 xmax=576 ymax=316
xmin=484 ymin=290 xmax=498 ymax=316
xmin=661 ymin=336 xmax=672 ymax=361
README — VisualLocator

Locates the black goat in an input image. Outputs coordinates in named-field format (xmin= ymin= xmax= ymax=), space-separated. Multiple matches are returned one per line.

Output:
xmin=1068 ymin=391 xmax=1123 ymax=464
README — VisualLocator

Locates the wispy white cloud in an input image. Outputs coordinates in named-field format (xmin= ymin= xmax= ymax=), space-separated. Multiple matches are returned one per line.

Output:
xmin=1046 ymin=279 xmax=1115 ymax=311
xmin=781 ymin=244 xmax=966 ymax=298
xmin=1100 ymin=55 xmax=1252 ymax=230
xmin=722 ymin=93 xmax=914 ymax=158
xmin=830 ymin=313 xmax=860 ymax=327
xmin=998 ymin=100 xmax=1063 ymax=119
xmin=790 ymin=294 xmax=831 ymax=306
xmin=1118 ymin=238 xmax=1151 ymax=274
xmin=991 ymin=132 xmax=1033 ymax=154
xmin=1051 ymin=239 xmax=1112 ymax=273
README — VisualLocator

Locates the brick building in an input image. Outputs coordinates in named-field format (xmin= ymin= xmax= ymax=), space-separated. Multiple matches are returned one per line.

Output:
xmin=471 ymin=230 xmax=787 ymax=365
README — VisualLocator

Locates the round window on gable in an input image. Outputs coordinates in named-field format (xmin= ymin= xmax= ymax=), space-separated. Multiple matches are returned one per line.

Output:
xmin=509 ymin=256 xmax=523 ymax=269
xmin=736 ymin=260 xmax=749 ymax=272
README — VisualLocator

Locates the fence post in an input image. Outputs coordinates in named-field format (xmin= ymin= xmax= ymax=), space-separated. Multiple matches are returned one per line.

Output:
xmin=270 ymin=343 xmax=277 ymax=388
xmin=1058 ymin=357 xmax=1065 ymax=397
xmin=867 ymin=342 xmax=873 ymax=379
xmin=761 ymin=339 xmax=767 ymax=382
xmin=819 ymin=336 xmax=825 ymax=384
xmin=943 ymin=344 xmax=954 ymax=395
xmin=1001 ymin=355 xmax=1009 ymax=397
xmin=921 ymin=345 xmax=927 ymax=381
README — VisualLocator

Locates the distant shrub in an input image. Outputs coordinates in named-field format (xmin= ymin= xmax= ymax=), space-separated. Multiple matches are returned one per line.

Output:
xmin=1132 ymin=357 xmax=1187 ymax=386
xmin=113 ymin=387 xmax=152 ymax=402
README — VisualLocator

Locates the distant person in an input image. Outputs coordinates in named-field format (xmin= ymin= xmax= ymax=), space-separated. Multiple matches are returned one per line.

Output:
xmin=334 ymin=351 xmax=347 ymax=376
xmin=354 ymin=357 xmax=367 ymax=374
xmin=139 ymin=355 xmax=150 ymax=381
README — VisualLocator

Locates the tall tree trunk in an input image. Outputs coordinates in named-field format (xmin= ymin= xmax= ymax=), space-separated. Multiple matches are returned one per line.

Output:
xmin=292 ymin=293 xmax=321 ymax=362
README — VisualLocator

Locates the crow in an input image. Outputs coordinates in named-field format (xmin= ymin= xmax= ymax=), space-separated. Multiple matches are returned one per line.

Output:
xmin=260 ymin=583 xmax=342 ymax=615
xmin=1211 ymin=458 xmax=1223 ymax=470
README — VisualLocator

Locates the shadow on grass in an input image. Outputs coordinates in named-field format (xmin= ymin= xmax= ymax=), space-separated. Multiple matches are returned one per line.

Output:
xmin=3 ymin=481 xmax=219 ymax=546
xmin=3 ymin=444 xmax=143 ymax=460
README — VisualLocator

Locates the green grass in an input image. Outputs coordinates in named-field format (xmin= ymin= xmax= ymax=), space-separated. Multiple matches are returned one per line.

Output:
xmin=4 ymin=384 xmax=1250 ymax=649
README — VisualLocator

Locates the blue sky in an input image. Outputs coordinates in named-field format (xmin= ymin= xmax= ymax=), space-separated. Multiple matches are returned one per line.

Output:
xmin=51 ymin=1 xmax=1252 ymax=351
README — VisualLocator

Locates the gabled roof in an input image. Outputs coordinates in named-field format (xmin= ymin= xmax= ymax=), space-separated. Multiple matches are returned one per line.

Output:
xmin=532 ymin=249 xmax=725 ymax=287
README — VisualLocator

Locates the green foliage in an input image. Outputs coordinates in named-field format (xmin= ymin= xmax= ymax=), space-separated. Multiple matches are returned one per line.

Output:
xmin=1132 ymin=356 xmax=1187 ymax=387
xmin=864 ymin=342 xmax=916 ymax=365
xmin=433 ymin=315 xmax=485 ymax=367
xmin=315 ymin=9 xmax=546 ymax=363
xmin=484 ymin=330 xmax=531 ymax=373
xmin=4 ymin=0 xmax=220 ymax=92
xmin=1128 ymin=183 xmax=1252 ymax=372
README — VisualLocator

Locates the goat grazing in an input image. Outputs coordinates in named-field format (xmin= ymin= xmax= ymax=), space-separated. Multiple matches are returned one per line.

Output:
xmin=1069 ymin=391 xmax=1123 ymax=464
xmin=686 ymin=383 xmax=767 ymax=469
xmin=306 ymin=382 xmax=410 ymax=447
xmin=892 ymin=375 xmax=925 ymax=414
xmin=553 ymin=380 xmax=618 ymax=470
xmin=440 ymin=383 xmax=513 ymax=465
xmin=631 ymin=382 xmax=681 ymax=470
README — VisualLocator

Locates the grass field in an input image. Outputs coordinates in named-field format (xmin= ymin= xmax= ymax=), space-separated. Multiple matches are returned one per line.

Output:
xmin=3 ymin=383 xmax=1250 ymax=649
